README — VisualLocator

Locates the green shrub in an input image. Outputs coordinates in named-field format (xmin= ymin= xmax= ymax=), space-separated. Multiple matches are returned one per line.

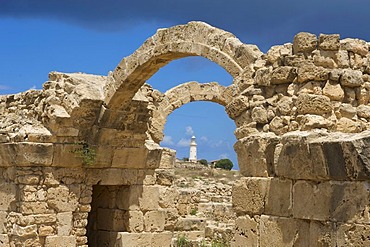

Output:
xmin=199 ymin=159 xmax=208 ymax=166
xmin=215 ymin=159 xmax=233 ymax=170
xmin=71 ymin=142 xmax=96 ymax=166
xmin=177 ymin=234 xmax=191 ymax=247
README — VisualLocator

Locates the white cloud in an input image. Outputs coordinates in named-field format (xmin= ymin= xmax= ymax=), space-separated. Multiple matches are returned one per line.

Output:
xmin=161 ymin=135 xmax=174 ymax=145
xmin=219 ymin=153 xmax=229 ymax=159
xmin=200 ymin=136 xmax=208 ymax=142
xmin=177 ymin=138 xmax=190 ymax=147
xmin=29 ymin=85 xmax=36 ymax=90
xmin=185 ymin=126 xmax=194 ymax=136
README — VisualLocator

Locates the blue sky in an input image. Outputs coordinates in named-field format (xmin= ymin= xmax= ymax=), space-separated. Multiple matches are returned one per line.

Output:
xmin=1 ymin=0 xmax=370 ymax=169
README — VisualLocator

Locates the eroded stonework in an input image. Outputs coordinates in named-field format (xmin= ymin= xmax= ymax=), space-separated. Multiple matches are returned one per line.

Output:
xmin=1 ymin=21 xmax=370 ymax=246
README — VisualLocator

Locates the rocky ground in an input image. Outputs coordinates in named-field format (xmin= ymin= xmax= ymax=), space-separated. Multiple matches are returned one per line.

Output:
xmin=172 ymin=162 xmax=241 ymax=246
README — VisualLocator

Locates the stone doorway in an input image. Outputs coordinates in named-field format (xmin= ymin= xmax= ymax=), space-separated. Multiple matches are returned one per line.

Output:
xmin=86 ymin=185 xmax=130 ymax=247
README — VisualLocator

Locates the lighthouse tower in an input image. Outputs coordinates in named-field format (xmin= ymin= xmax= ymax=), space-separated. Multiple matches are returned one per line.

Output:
xmin=189 ymin=136 xmax=197 ymax=163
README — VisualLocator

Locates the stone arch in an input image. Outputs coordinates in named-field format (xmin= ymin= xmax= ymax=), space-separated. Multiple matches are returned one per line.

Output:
xmin=104 ymin=21 xmax=262 ymax=112
xmin=149 ymin=81 xmax=233 ymax=143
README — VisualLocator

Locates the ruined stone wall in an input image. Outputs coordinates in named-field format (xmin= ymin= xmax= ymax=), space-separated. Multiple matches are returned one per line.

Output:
xmin=229 ymin=33 xmax=370 ymax=140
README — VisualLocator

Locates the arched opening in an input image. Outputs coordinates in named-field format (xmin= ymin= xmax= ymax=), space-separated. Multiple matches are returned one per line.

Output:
xmin=85 ymin=21 xmax=262 ymax=246
xmin=146 ymin=56 xmax=233 ymax=93
xmin=158 ymin=101 xmax=240 ymax=245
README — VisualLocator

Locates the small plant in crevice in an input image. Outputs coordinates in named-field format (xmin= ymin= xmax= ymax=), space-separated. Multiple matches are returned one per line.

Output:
xmin=190 ymin=208 xmax=198 ymax=216
xmin=71 ymin=142 xmax=96 ymax=166
xmin=176 ymin=234 xmax=191 ymax=247
xmin=211 ymin=239 xmax=229 ymax=247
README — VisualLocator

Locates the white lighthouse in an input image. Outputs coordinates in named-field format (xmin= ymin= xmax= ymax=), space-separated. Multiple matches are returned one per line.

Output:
xmin=189 ymin=136 xmax=197 ymax=163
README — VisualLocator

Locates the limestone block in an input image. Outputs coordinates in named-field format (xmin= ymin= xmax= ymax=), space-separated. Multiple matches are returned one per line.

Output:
xmin=274 ymin=132 xmax=328 ymax=180
xmin=144 ymin=210 xmax=166 ymax=232
xmin=232 ymin=177 xmax=269 ymax=215
xmin=45 ymin=236 xmax=76 ymax=247
xmin=271 ymin=66 xmax=297 ymax=84
xmin=337 ymin=50 xmax=350 ymax=68
xmin=2 ymin=143 xmax=53 ymax=166
xmin=0 ymin=234 xmax=9 ymax=247
xmin=296 ymin=94 xmax=333 ymax=115
xmin=57 ymin=212 xmax=72 ymax=236
xmin=0 ymin=211 xmax=6 ymax=233
xmin=12 ymin=224 xmax=38 ymax=239
xmin=259 ymin=215 xmax=310 ymax=247
xmin=175 ymin=217 xmax=206 ymax=231
xmin=251 ymin=106 xmax=268 ymax=124
xmin=300 ymin=114 xmax=335 ymax=131
xmin=323 ymin=80 xmax=345 ymax=101
xmin=158 ymin=148 xmax=176 ymax=169
xmin=337 ymin=224 xmax=370 ymax=246
xmin=340 ymin=38 xmax=368 ymax=56
xmin=126 ymin=210 xmax=144 ymax=233
xmin=97 ymin=208 xmax=127 ymax=231
xmin=254 ymin=67 xmax=272 ymax=86
xmin=159 ymin=187 xmax=178 ymax=208
xmin=277 ymin=96 xmax=293 ymax=115
xmin=155 ymin=169 xmax=175 ymax=186
xmin=38 ymin=225 xmax=54 ymax=236
xmin=319 ymin=34 xmax=340 ymax=51
xmin=231 ymin=216 xmax=258 ymax=247
xmin=293 ymin=180 xmax=370 ymax=222
xmin=225 ymin=96 xmax=249 ymax=119
xmin=293 ymin=32 xmax=317 ymax=54
xmin=340 ymin=69 xmax=364 ymax=87
xmin=0 ymin=182 xmax=16 ymax=211
xmin=115 ymin=232 xmax=152 ymax=247
xmin=336 ymin=117 xmax=363 ymax=133
xmin=234 ymin=133 xmax=279 ymax=177
xmin=112 ymin=147 xmax=147 ymax=169
xmin=265 ymin=178 xmax=292 ymax=217
xmin=139 ymin=186 xmax=160 ymax=211
xmin=297 ymin=62 xmax=328 ymax=83
xmin=47 ymin=185 xmax=79 ymax=212
xmin=151 ymin=232 xmax=173 ymax=247
xmin=309 ymin=221 xmax=335 ymax=247
xmin=52 ymin=143 xmax=83 ymax=167
xmin=357 ymin=104 xmax=370 ymax=119
xmin=116 ymin=185 xmax=140 ymax=210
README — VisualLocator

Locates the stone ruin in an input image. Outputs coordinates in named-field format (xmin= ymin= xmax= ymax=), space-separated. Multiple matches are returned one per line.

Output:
xmin=0 ymin=21 xmax=370 ymax=246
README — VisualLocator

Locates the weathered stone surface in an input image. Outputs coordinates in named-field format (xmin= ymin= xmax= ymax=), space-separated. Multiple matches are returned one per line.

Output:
xmin=318 ymin=34 xmax=340 ymax=51
xmin=271 ymin=66 xmax=297 ymax=84
xmin=0 ymin=182 xmax=16 ymax=211
xmin=337 ymin=224 xmax=370 ymax=246
xmin=45 ymin=236 xmax=76 ymax=247
xmin=293 ymin=32 xmax=317 ymax=54
xmin=323 ymin=80 xmax=345 ymax=101
xmin=296 ymin=94 xmax=333 ymax=115
xmin=234 ymin=133 xmax=278 ymax=177
xmin=231 ymin=216 xmax=258 ymax=247
xmin=341 ymin=38 xmax=368 ymax=56
xmin=232 ymin=177 xmax=269 ymax=215
xmin=297 ymin=62 xmax=328 ymax=83
xmin=259 ymin=215 xmax=310 ymax=247
xmin=293 ymin=180 xmax=370 ymax=222
xmin=340 ymin=69 xmax=364 ymax=88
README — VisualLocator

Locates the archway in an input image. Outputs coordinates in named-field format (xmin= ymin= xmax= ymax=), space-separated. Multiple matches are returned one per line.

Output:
xmin=98 ymin=21 xmax=262 ymax=130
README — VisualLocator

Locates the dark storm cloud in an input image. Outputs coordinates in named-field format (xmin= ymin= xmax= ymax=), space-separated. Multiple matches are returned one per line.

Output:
xmin=1 ymin=0 xmax=369 ymax=50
